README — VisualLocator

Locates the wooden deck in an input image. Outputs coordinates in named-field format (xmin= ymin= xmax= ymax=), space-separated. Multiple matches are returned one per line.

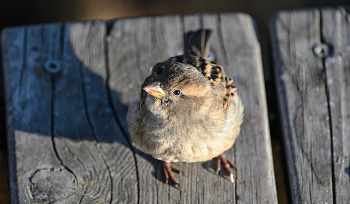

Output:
xmin=270 ymin=6 xmax=350 ymax=204
xmin=1 ymin=13 xmax=277 ymax=203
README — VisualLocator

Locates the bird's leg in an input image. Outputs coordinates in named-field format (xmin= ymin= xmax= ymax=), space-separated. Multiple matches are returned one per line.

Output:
xmin=215 ymin=154 xmax=236 ymax=183
xmin=163 ymin=161 xmax=185 ymax=188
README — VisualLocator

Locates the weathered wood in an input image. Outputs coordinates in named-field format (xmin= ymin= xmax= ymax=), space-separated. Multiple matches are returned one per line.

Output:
xmin=107 ymin=13 xmax=277 ymax=204
xmin=270 ymin=7 xmax=350 ymax=203
xmin=2 ymin=23 xmax=138 ymax=204
xmin=2 ymin=13 xmax=277 ymax=203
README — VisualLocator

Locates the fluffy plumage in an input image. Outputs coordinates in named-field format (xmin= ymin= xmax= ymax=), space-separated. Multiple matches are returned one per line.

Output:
xmin=126 ymin=29 xmax=244 ymax=186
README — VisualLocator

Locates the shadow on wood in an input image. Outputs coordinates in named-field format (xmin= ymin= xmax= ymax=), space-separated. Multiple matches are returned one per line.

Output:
xmin=2 ymin=13 xmax=277 ymax=203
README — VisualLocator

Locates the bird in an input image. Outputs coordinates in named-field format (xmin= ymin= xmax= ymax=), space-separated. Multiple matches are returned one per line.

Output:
xmin=126 ymin=29 xmax=244 ymax=187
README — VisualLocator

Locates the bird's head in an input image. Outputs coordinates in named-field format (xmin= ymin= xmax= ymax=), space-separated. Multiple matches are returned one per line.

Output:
xmin=143 ymin=60 xmax=212 ymax=116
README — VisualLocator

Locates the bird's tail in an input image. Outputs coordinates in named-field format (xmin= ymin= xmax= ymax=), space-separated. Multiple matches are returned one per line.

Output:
xmin=185 ymin=29 xmax=214 ymax=60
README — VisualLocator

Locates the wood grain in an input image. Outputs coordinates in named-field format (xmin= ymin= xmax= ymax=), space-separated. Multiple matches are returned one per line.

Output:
xmin=2 ymin=13 xmax=277 ymax=203
xmin=270 ymin=7 xmax=350 ymax=203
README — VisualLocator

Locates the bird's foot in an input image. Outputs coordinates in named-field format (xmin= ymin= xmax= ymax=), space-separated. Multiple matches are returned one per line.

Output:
xmin=163 ymin=161 xmax=185 ymax=188
xmin=215 ymin=154 xmax=236 ymax=183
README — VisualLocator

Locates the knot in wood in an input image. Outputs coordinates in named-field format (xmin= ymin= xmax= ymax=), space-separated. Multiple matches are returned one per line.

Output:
xmin=28 ymin=167 xmax=77 ymax=202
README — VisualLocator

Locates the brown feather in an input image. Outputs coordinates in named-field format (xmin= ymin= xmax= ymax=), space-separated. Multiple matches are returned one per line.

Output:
xmin=128 ymin=29 xmax=243 ymax=165
xmin=127 ymin=28 xmax=244 ymax=185
xmin=140 ymin=54 xmax=238 ymax=110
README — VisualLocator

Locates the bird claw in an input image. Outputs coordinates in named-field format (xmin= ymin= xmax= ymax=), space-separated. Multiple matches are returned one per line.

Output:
xmin=215 ymin=154 xmax=236 ymax=183
xmin=163 ymin=161 xmax=184 ymax=189
xmin=168 ymin=164 xmax=186 ymax=176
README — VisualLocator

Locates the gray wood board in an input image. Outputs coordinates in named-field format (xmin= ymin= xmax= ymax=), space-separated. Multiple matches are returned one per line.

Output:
xmin=2 ymin=13 xmax=277 ymax=204
xmin=270 ymin=7 xmax=350 ymax=204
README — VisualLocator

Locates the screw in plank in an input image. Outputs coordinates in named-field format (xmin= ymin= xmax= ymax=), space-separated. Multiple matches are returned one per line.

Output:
xmin=45 ymin=60 xmax=61 ymax=74
xmin=312 ymin=43 xmax=331 ymax=58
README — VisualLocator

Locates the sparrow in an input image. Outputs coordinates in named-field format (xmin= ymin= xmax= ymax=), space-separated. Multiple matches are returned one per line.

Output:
xmin=127 ymin=29 xmax=244 ymax=187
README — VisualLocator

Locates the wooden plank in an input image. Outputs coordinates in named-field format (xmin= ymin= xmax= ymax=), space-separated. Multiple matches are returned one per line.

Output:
xmin=183 ymin=14 xmax=202 ymax=31
xmin=321 ymin=7 xmax=350 ymax=204
xmin=270 ymin=7 xmax=350 ymax=203
xmin=2 ymin=22 xmax=138 ymax=203
xmin=218 ymin=13 xmax=277 ymax=203
xmin=2 ymin=25 xmax=72 ymax=203
xmin=107 ymin=15 xmax=185 ymax=204
xmin=2 ymin=13 xmax=277 ymax=203
xmin=62 ymin=21 xmax=138 ymax=203
xmin=107 ymin=13 xmax=277 ymax=204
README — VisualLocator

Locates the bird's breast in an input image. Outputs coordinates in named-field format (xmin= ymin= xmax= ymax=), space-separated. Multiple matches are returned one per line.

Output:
xmin=129 ymin=95 xmax=243 ymax=163
xmin=136 ymin=117 xmax=236 ymax=163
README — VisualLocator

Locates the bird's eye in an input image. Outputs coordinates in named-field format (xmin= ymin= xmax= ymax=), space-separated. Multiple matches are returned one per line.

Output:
xmin=173 ymin=90 xmax=181 ymax=95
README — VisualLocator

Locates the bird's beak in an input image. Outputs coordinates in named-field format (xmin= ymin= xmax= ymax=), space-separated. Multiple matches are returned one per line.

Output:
xmin=143 ymin=82 xmax=165 ymax=99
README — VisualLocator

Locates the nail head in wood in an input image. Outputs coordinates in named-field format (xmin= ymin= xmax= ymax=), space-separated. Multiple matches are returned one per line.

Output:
xmin=45 ymin=60 xmax=61 ymax=74
xmin=312 ymin=43 xmax=331 ymax=58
